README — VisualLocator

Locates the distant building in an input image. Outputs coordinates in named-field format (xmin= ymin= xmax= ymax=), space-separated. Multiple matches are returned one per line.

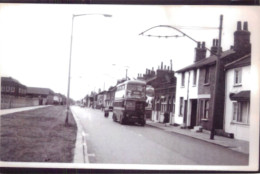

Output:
xmin=138 ymin=62 xmax=177 ymax=123
xmin=27 ymin=87 xmax=55 ymax=105
xmin=53 ymin=93 xmax=66 ymax=105
xmin=224 ymin=54 xmax=251 ymax=141
xmin=1 ymin=77 xmax=27 ymax=97
xmin=85 ymin=91 xmax=97 ymax=108
xmin=104 ymin=86 xmax=116 ymax=108
xmin=96 ymin=90 xmax=107 ymax=110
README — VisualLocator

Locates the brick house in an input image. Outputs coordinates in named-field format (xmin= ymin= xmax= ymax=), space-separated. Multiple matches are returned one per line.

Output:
xmin=224 ymin=54 xmax=251 ymax=141
xmin=104 ymin=86 xmax=116 ymax=108
xmin=1 ymin=77 xmax=27 ymax=97
xmin=174 ymin=21 xmax=251 ymax=131
xmin=96 ymin=91 xmax=106 ymax=109
xmin=138 ymin=62 xmax=177 ymax=123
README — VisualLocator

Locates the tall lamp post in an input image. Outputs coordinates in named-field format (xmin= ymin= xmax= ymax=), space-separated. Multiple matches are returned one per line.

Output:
xmin=139 ymin=15 xmax=223 ymax=139
xmin=65 ymin=13 xmax=112 ymax=125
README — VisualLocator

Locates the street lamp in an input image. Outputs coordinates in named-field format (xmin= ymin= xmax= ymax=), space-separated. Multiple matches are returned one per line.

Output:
xmin=139 ymin=15 xmax=223 ymax=139
xmin=65 ymin=13 xmax=112 ymax=125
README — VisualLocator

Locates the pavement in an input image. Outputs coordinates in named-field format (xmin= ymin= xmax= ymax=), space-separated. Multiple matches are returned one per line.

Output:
xmin=146 ymin=120 xmax=249 ymax=155
xmin=0 ymin=105 xmax=51 ymax=116
xmin=70 ymin=106 xmax=89 ymax=163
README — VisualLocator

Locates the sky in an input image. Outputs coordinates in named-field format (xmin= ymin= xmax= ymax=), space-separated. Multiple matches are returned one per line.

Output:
xmin=0 ymin=4 xmax=259 ymax=100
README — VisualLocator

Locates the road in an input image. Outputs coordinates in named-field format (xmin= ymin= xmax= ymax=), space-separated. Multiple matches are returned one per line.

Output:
xmin=71 ymin=106 xmax=248 ymax=165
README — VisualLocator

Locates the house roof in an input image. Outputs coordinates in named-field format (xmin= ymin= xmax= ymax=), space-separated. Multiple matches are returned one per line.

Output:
xmin=1 ymin=76 xmax=26 ymax=87
xmin=176 ymin=49 xmax=235 ymax=73
xmin=230 ymin=90 xmax=250 ymax=101
xmin=225 ymin=54 xmax=251 ymax=70
xmin=27 ymin=87 xmax=54 ymax=95
xmin=145 ymin=76 xmax=157 ymax=84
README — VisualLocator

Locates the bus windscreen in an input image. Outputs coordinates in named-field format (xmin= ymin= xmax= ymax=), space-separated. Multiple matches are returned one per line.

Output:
xmin=126 ymin=84 xmax=145 ymax=99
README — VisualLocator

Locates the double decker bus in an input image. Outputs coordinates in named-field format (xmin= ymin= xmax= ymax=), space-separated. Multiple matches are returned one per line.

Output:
xmin=112 ymin=80 xmax=146 ymax=126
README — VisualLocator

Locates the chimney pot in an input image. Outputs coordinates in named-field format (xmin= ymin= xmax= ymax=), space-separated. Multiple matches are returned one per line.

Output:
xmin=197 ymin=42 xmax=201 ymax=48
xmin=202 ymin=42 xmax=205 ymax=48
xmin=213 ymin=39 xmax=215 ymax=46
xmin=216 ymin=39 xmax=219 ymax=47
xmin=237 ymin=21 xmax=242 ymax=30
xmin=161 ymin=62 xmax=163 ymax=69
xmin=243 ymin=21 xmax=248 ymax=31
xmin=164 ymin=65 xmax=166 ymax=70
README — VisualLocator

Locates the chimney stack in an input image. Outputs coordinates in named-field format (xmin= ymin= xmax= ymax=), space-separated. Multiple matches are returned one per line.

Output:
xmin=210 ymin=39 xmax=222 ymax=56
xmin=234 ymin=21 xmax=251 ymax=55
xmin=194 ymin=41 xmax=207 ymax=62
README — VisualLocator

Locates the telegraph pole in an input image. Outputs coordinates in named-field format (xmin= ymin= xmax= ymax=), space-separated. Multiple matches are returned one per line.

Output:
xmin=210 ymin=14 xmax=223 ymax=140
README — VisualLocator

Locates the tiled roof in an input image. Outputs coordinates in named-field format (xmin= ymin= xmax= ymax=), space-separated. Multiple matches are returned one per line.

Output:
xmin=1 ymin=76 xmax=25 ymax=86
xmin=27 ymin=87 xmax=54 ymax=95
xmin=176 ymin=49 xmax=235 ymax=73
xmin=225 ymin=54 xmax=251 ymax=70
xmin=145 ymin=76 xmax=157 ymax=84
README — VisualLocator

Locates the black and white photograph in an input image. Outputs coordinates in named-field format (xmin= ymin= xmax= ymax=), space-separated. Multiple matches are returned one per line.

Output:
xmin=0 ymin=3 xmax=259 ymax=172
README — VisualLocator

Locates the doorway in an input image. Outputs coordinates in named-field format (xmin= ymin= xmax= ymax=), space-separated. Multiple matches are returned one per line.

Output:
xmin=190 ymin=99 xmax=197 ymax=128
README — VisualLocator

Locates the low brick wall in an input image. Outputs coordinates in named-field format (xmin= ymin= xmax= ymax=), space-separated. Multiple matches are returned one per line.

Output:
xmin=1 ymin=95 xmax=42 ymax=109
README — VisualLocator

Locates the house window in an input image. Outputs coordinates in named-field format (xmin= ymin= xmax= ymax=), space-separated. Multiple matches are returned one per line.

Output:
xmin=234 ymin=68 xmax=242 ymax=86
xmin=11 ymin=87 xmax=15 ymax=93
xmin=1 ymin=86 xmax=5 ymax=92
xmin=181 ymin=72 xmax=185 ymax=87
xmin=232 ymin=101 xmax=250 ymax=124
xmin=179 ymin=97 xmax=184 ymax=116
xmin=203 ymin=100 xmax=209 ymax=119
xmin=193 ymin=69 xmax=197 ymax=86
xmin=200 ymin=99 xmax=209 ymax=120
xmin=6 ymin=86 xmax=10 ymax=92
xmin=204 ymin=67 xmax=210 ymax=84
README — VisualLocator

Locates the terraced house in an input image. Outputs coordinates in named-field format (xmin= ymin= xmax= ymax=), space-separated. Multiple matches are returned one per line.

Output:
xmin=224 ymin=54 xmax=251 ymax=141
xmin=174 ymin=21 xmax=251 ymax=135
xmin=138 ymin=62 xmax=176 ymax=123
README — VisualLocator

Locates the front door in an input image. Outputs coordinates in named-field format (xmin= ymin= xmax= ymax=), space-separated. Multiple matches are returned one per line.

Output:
xmin=183 ymin=100 xmax=187 ymax=126
xmin=190 ymin=99 xmax=197 ymax=128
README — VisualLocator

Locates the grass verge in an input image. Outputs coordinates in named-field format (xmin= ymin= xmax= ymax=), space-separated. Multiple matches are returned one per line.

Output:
xmin=0 ymin=106 xmax=77 ymax=162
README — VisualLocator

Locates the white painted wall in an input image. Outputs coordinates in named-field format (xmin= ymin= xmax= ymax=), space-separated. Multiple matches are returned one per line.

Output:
xmin=224 ymin=65 xmax=250 ymax=141
xmin=174 ymin=69 xmax=199 ymax=125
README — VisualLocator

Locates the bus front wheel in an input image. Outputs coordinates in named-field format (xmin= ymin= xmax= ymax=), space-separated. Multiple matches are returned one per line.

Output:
xmin=120 ymin=115 xmax=125 ymax=125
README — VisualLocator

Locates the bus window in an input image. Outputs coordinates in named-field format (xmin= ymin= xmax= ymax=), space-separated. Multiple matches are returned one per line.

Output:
xmin=126 ymin=84 xmax=145 ymax=99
